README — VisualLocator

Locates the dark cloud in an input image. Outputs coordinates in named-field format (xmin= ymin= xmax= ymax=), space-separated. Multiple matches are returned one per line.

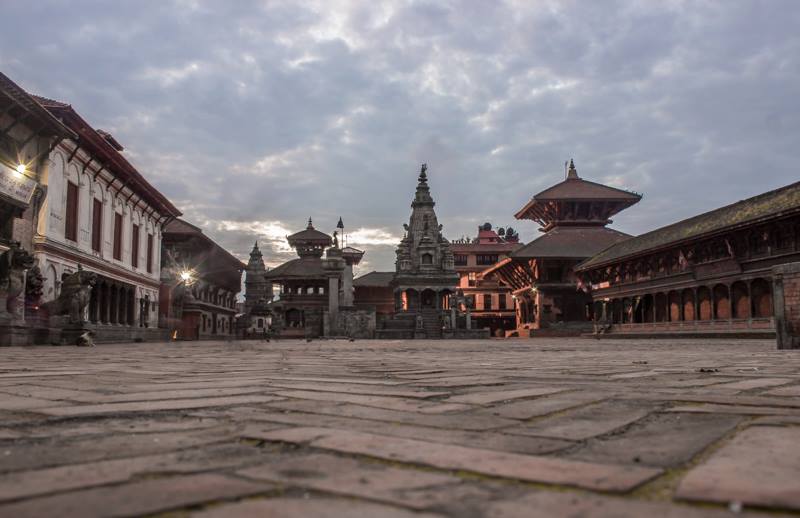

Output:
xmin=2 ymin=0 xmax=798 ymax=271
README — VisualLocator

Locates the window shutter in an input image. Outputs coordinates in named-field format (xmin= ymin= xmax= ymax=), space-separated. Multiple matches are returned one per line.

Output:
xmin=65 ymin=182 xmax=79 ymax=241
xmin=113 ymin=213 xmax=123 ymax=260
xmin=91 ymin=199 xmax=103 ymax=252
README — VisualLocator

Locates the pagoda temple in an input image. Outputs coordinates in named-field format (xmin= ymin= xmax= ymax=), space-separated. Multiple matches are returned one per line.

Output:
xmin=377 ymin=164 xmax=459 ymax=338
xmin=483 ymin=160 xmax=641 ymax=335
xmin=262 ymin=218 xmax=369 ymax=338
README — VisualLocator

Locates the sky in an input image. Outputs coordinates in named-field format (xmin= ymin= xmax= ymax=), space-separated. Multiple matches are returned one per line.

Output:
xmin=1 ymin=0 xmax=798 ymax=276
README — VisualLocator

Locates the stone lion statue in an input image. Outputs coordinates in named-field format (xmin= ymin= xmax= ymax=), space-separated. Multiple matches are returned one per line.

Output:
xmin=0 ymin=242 xmax=35 ymax=320
xmin=41 ymin=266 xmax=97 ymax=323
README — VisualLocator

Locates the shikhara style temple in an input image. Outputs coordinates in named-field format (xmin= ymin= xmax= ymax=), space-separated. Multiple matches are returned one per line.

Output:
xmin=483 ymin=160 xmax=640 ymax=335
xmin=576 ymin=180 xmax=800 ymax=340
xmin=376 ymin=165 xmax=460 ymax=339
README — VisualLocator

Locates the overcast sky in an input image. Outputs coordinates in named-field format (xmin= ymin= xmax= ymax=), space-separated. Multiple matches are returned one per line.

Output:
xmin=2 ymin=0 xmax=798 ymax=275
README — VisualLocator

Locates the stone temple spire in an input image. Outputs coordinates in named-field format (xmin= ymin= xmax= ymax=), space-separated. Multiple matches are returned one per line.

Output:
xmin=413 ymin=163 xmax=434 ymax=206
xmin=244 ymin=241 xmax=270 ymax=312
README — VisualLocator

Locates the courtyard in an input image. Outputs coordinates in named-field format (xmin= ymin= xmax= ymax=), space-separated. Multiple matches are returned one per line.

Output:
xmin=0 ymin=338 xmax=798 ymax=517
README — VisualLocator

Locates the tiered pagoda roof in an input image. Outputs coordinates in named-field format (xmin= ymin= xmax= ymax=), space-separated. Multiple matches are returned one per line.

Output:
xmin=514 ymin=160 xmax=641 ymax=232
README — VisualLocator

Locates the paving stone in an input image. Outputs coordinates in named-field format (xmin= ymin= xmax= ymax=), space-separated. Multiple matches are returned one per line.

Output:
xmin=712 ymin=378 xmax=793 ymax=391
xmin=507 ymin=400 xmax=653 ymax=440
xmin=0 ymin=428 xmax=236 ymax=472
xmin=0 ymin=443 xmax=262 ymax=501
xmin=265 ymin=399 xmax=519 ymax=430
xmin=479 ymin=391 xmax=612 ymax=420
xmin=257 ymin=426 xmax=661 ymax=492
xmin=0 ymin=394 xmax=59 ymax=410
xmin=0 ymin=473 xmax=269 ymax=518
xmin=762 ymin=385 xmax=800 ymax=396
xmin=34 ymin=394 xmax=284 ymax=416
xmin=273 ymin=389 xmax=459 ymax=413
xmin=665 ymin=404 xmax=800 ymax=416
xmin=238 ymin=452 xmax=460 ymax=509
xmin=239 ymin=412 xmax=573 ymax=455
xmin=192 ymin=496 xmax=444 ymax=518
xmin=676 ymin=426 xmax=800 ymax=510
xmin=484 ymin=491 xmax=767 ymax=518
xmin=562 ymin=412 xmax=741 ymax=467
xmin=445 ymin=386 xmax=566 ymax=405
xmin=0 ymin=338 xmax=798 ymax=515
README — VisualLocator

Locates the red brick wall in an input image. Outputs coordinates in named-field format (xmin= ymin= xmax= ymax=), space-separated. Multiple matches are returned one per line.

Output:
xmin=773 ymin=262 xmax=800 ymax=349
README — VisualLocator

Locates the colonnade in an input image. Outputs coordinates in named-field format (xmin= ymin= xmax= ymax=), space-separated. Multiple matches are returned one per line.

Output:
xmin=596 ymin=277 xmax=774 ymax=325
xmin=87 ymin=278 xmax=150 ymax=327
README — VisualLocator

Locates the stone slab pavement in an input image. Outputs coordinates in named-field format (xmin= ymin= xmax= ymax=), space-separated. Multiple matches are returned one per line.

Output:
xmin=0 ymin=338 xmax=798 ymax=517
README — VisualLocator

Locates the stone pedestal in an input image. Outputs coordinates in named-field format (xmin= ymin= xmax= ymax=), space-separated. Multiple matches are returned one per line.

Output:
xmin=773 ymin=262 xmax=800 ymax=350
xmin=0 ymin=316 xmax=32 ymax=346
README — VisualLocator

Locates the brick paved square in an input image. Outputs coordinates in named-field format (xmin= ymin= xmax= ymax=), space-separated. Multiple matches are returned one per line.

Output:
xmin=0 ymin=338 xmax=798 ymax=516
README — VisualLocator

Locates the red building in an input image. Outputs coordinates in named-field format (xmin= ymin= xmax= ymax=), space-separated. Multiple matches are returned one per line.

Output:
xmin=159 ymin=219 xmax=244 ymax=340
xmin=450 ymin=223 xmax=521 ymax=336
xmin=576 ymin=180 xmax=800 ymax=338
xmin=484 ymin=160 xmax=640 ymax=335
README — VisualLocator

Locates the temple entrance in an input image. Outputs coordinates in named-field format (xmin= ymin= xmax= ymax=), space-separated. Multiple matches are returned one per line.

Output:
xmin=421 ymin=289 xmax=436 ymax=308
xmin=284 ymin=308 xmax=304 ymax=328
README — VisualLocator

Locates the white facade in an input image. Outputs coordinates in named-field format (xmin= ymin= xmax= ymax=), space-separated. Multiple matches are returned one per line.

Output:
xmin=34 ymin=141 xmax=167 ymax=327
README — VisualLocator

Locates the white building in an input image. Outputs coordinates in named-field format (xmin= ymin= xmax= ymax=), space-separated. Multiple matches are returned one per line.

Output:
xmin=32 ymin=96 xmax=181 ymax=340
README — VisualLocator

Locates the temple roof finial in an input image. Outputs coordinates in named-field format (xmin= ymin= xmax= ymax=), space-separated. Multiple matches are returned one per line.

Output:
xmin=307 ymin=217 xmax=313 ymax=229
xmin=419 ymin=163 xmax=428 ymax=182
xmin=567 ymin=159 xmax=578 ymax=180
xmin=337 ymin=216 xmax=344 ymax=229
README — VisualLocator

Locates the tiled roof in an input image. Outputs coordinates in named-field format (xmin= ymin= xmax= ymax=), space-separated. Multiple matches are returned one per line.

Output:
xmin=532 ymin=177 xmax=642 ymax=201
xmin=512 ymin=226 xmax=631 ymax=259
xmin=353 ymin=271 xmax=395 ymax=287
xmin=265 ymin=257 xmax=327 ymax=279
xmin=577 ymin=180 xmax=800 ymax=270
xmin=32 ymin=95 xmax=181 ymax=217
xmin=163 ymin=218 xmax=245 ymax=271
xmin=0 ymin=73 xmax=75 ymax=139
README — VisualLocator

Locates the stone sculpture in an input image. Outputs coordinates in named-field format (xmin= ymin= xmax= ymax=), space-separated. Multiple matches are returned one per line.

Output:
xmin=41 ymin=266 xmax=97 ymax=323
xmin=0 ymin=242 xmax=35 ymax=320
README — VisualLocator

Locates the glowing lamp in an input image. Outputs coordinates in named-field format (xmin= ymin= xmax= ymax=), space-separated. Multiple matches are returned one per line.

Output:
xmin=180 ymin=271 xmax=192 ymax=282
xmin=14 ymin=164 xmax=25 ymax=178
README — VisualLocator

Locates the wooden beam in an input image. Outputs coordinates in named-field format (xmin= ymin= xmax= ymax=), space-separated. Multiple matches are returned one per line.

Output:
xmin=66 ymin=141 xmax=81 ymax=163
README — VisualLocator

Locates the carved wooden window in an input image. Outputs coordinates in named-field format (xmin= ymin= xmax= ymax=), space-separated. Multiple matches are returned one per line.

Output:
xmin=454 ymin=254 xmax=468 ymax=266
xmin=65 ymin=181 xmax=79 ymax=242
xmin=483 ymin=294 xmax=492 ymax=310
xmin=91 ymin=199 xmax=102 ymax=252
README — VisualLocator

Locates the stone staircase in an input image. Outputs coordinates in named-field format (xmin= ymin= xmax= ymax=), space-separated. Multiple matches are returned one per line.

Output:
xmin=375 ymin=309 xmax=445 ymax=339
xmin=419 ymin=309 xmax=443 ymax=339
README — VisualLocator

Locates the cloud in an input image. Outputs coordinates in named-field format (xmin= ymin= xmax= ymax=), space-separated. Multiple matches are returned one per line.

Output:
xmin=2 ymin=0 xmax=798 ymax=278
